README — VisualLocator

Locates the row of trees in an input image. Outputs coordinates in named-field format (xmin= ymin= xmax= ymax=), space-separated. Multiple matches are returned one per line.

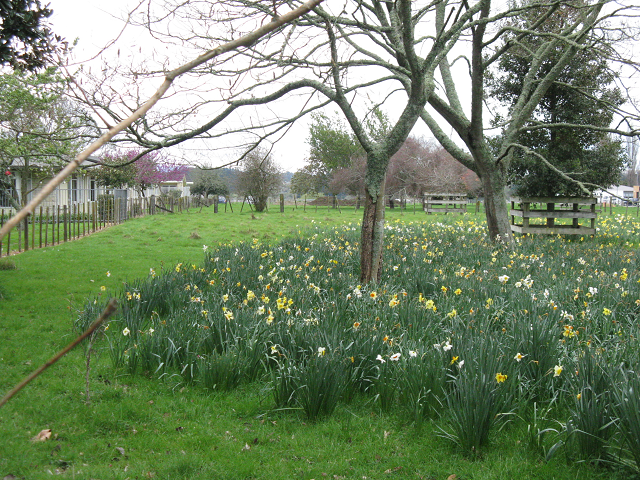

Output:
xmin=292 ymin=112 xmax=483 ymax=200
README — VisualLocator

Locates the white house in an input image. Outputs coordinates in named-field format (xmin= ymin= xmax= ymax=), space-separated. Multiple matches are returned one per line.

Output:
xmin=593 ymin=185 xmax=637 ymax=205
xmin=1 ymin=156 xmax=191 ymax=212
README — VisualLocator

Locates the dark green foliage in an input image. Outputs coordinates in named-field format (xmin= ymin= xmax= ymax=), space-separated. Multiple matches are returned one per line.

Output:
xmin=489 ymin=1 xmax=627 ymax=196
xmin=0 ymin=0 xmax=61 ymax=71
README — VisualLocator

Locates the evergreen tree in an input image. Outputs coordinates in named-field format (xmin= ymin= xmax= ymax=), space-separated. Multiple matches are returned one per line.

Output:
xmin=489 ymin=1 xmax=627 ymax=197
xmin=0 ymin=0 xmax=63 ymax=71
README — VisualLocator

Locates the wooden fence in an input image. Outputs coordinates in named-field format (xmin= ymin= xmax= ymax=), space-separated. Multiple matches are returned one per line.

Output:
xmin=0 ymin=195 xmax=192 ymax=257
xmin=423 ymin=193 xmax=468 ymax=214
xmin=509 ymin=196 xmax=597 ymax=235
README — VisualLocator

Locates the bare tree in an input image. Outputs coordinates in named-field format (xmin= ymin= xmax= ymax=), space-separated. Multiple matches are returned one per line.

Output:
xmin=72 ymin=0 xmax=640 ymax=281
xmin=236 ymin=148 xmax=283 ymax=212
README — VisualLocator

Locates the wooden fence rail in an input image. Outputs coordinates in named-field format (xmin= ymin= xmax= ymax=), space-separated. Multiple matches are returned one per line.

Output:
xmin=509 ymin=196 xmax=597 ymax=235
xmin=423 ymin=193 xmax=468 ymax=214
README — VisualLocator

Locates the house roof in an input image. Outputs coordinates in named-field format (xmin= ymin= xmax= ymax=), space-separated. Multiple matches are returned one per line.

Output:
xmin=8 ymin=154 xmax=102 ymax=169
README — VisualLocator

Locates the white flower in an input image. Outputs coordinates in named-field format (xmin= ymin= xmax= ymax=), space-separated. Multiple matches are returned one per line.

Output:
xmin=589 ymin=287 xmax=598 ymax=296
xmin=409 ymin=350 xmax=418 ymax=357
xmin=122 ymin=327 xmax=130 ymax=336
xmin=498 ymin=275 xmax=510 ymax=284
xmin=389 ymin=353 xmax=401 ymax=361
xmin=203 ymin=245 xmax=208 ymax=252
xmin=443 ymin=341 xmax=453 ymax=352
xmin=458 ymin=360 xmax=464 ymax=368
xmin=376 ymin=354 xmax=386 ymax=363
xmin=317 ymin=347 xmax=326 ymax=357
xmin=106 ymin=271 xmax=111 ymax=277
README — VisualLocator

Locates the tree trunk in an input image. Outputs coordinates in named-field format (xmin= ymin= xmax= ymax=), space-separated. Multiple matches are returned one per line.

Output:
xmin=479 ymin=169 xmax=513 ymax=244
xmin=360 ymin=174 xmax=386 ymax=284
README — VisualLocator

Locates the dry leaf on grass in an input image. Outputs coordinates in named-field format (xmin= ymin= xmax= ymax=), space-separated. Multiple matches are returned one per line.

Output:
xmin=31 ymin=429 xmax=52 ymax=442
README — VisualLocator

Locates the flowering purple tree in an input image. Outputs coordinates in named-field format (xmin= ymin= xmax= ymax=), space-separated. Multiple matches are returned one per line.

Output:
xmin=95 ymin=150 xmax=188 ymax=196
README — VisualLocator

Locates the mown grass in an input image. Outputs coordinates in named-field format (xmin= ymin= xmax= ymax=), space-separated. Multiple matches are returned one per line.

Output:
xmin=1 ymin=203 xmax=638 ymax=479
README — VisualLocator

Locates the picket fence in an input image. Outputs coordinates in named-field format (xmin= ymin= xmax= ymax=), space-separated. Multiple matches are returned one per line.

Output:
xmin=0 ymin=195 xmax=192 ymax=257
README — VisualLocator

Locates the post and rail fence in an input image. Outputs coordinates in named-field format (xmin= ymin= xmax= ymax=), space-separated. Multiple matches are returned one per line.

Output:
xmin=509 ymin=196 xmax=597 ymax=236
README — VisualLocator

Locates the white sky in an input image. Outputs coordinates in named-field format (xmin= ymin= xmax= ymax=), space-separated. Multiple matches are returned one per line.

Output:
xmin=48 ymin=0 xmax=321 ymax=172
xmin=47 ymin=1 xmax=639 ymax=172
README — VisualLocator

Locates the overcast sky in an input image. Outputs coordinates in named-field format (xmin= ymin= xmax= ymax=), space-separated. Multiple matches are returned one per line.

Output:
xmin=47 ymin=1 xmax=639 ymax=173
xmin=48 ymin=0 xmax=316 ymax=172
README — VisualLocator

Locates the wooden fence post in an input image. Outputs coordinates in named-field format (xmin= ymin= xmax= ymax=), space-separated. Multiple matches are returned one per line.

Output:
xmin=38 ymin=206 xmax=43 ymax=248
xmin=31 ymin=211 xmax=36 ymax=249
xmin=0 ymin=209 xmax=4 ymax=257
xmin=45 ymin=207 xmax=49 ymax=247
xmin=63 ymin=205 xmax=68 ymax=243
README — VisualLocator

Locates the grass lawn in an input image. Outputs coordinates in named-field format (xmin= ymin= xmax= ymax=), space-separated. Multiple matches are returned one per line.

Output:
xmin=1 ymin=203 xmax=639 ymax=479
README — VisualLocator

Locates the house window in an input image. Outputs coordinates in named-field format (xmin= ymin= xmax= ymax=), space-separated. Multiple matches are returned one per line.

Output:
xmin=68 ymin=174 xmax=78 ymax=204
xmin=90 ymin=179 xmax=96 ymax=202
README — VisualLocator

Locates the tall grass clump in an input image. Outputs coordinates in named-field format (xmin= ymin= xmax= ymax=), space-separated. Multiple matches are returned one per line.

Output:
xmin=612 ymin=368 xmax=640 ymax=473
xmin=439 ymin=336 xmax=514 ymax=455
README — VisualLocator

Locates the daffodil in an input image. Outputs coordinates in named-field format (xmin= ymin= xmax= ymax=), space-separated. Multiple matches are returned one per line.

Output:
xmin=495 ymin=372 xmax=507 ymax=383
xmin=389 ymin=353 xmax=401 ymax=361
xmin=554 ymin=365 xmax=563 ymax=377
xmin=514 ymin=352 xmax=525 ymax=362
xmin=122 ymin=327 xmax=130 ymax=336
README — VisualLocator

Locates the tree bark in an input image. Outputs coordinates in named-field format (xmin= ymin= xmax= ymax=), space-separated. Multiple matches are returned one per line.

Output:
xmin=478 ymin=167 xmax=513 ymax=244
xmin=360 ymin=151 xmax=387 ymax=284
